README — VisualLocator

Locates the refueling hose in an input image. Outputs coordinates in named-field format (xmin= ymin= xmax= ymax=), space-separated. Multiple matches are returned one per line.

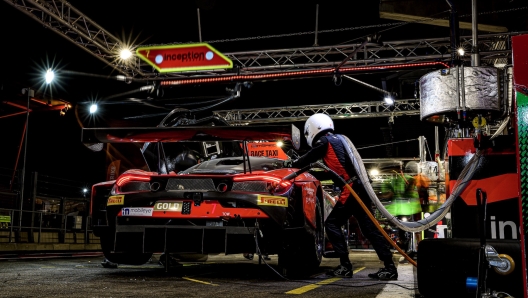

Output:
xmin=315 ymin=162 xmax=418 ymax=267
xmin=282 ymin=162 xmax=417 ymax=266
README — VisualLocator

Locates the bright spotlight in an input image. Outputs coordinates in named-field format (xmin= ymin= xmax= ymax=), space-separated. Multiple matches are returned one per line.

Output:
xmin=83 ymin=188 xmax=88 ymax=193
xmin=120 ymin=48 xmax=133 ymax=60
xmin=45 ymin=69 xmax=55 ymax=84
xmin=89 ymin=104 xmax=98 ymax=114
xmin=370 ymin=169 xmax=379 ymax=176
xmin=276 ymin=141 xmax=284 ymax=147
xmin=384 ymin=96 xmax=394 ymax=105
xmin=457 ymin=47 xmax=465 ymax=56
xmin=401 ymin=217 xmax=408 ymax=222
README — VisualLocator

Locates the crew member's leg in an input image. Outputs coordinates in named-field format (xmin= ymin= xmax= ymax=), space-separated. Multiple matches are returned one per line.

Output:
xmin=325 ymin=197 xmax=354 ymax=277
xmin=350 ymin=183 xmax=398 ymax=280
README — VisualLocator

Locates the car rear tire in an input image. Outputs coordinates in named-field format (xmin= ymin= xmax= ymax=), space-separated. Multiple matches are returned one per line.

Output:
xmin=279 ymin=197 xmax=324 ymax=277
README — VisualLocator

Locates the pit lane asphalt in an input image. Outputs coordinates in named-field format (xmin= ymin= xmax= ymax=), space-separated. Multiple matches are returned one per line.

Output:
xmin=0 ymin=251 xmax=419 ymax=298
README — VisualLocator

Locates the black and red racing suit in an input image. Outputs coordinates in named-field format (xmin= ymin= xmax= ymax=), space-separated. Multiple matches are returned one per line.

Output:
xmin=292 ymin=132 xmax=394 ymax=267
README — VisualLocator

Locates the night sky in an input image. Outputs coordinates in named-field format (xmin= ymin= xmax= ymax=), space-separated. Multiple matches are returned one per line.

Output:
xmin=0 ymin=0 xmax=526 ymax=185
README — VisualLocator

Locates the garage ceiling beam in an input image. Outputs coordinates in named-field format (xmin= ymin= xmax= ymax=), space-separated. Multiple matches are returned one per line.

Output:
xmin=213 ymin=99 xmax=419 ymax=124
xmin=379 ymin=12 xmax=508 ymax=33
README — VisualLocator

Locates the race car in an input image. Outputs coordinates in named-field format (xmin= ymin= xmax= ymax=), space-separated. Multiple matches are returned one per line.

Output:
xmin=84 ymin=124 xmax=327 ymax=275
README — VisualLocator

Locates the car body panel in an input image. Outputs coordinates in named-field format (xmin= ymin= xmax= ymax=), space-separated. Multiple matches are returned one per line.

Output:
xmin=85 ymin=125 xmax=325 ymax=271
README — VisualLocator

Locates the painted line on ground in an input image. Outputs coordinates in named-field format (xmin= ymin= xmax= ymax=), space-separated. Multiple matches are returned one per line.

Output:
xmin=182 ymin=276 xmax=219 ymax=286
xmin=375 ymin=264 xmax=415 ymax=298
xmin=285 ymin=267 xmax=366 ymax=295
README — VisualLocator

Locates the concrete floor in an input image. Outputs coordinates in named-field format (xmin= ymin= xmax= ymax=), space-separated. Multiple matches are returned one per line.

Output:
xmin=0 ymin=250 xmax=419 ymax=298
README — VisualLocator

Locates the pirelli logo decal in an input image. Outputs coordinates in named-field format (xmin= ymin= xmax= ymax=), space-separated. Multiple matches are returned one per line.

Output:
xmin=257 ymin=195 xmax=288 ymax=207
xmin=107 ymin=195 xmax=124 ymax=206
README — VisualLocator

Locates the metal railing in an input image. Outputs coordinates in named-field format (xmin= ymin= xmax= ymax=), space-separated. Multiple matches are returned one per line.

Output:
xmin=0 ymin=207 xmax=98 ymax=244
xmin=0 ymin=168 xmax=99 ymax=245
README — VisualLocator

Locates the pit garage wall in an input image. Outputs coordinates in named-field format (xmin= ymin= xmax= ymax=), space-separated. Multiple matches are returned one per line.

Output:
xmin=512 ymin=33 xmax=528 ymax=296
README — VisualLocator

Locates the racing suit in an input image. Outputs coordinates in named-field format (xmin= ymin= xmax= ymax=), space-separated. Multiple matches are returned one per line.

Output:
xmin=291 ymin=132 xmax=395 ymax=268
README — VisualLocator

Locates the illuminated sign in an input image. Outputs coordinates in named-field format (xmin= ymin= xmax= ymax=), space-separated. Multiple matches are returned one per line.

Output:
xmin=136 ymin=43 xmax=233 ymax=73
xmin=107 ymin=195 xmax=124 ymax=206
xmin=257 ymin=195 xmax=288 ymax=207
xmin=246 ymin=142 xmax=288 ymax=159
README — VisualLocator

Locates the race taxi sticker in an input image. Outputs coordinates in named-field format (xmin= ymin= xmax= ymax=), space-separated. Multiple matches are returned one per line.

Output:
xmin=121 ymin=207 xmax=153 ymax=217
xmin=154 ymin=201 xmax=182 ymax=212
xmin=107 ymin=195 xmax=124 ymax=206
xmin=257 ymin=195 xmax=288 ymax=207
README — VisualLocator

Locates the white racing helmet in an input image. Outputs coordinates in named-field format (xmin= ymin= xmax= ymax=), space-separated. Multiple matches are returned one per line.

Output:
xmin=304 ymin=113 xmax=334 ymax=147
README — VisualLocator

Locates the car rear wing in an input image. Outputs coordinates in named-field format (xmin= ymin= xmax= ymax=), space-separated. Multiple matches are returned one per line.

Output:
xmin=82 ymin=124 xmax=301 ymax=150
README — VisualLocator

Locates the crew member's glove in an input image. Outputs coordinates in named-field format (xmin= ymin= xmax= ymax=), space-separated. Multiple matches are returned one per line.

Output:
xmin=283 ymin=159 xmax=293 ymax=168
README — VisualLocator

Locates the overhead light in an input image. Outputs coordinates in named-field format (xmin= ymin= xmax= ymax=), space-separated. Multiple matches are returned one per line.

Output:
xmin=89 ymin=104 xmax=98 ymax=114
xmin=384 ymin=96 xmax=394 ymax=105
xmin=45 ymin=69 xmax=55 ymax=84
xmin=370 ymin=169 xmax=379 ymax=176
xmin=457 ymin=47 xmax=465 ymax=56
xmin=120 ymin=48 xmax=133 ymax=60
xmin=276 ymin=141 xmax=283 ymax=147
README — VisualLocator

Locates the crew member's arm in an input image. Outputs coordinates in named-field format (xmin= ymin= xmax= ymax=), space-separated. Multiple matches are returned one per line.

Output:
xmin=291 ymin=137 xmax=328 ymax=168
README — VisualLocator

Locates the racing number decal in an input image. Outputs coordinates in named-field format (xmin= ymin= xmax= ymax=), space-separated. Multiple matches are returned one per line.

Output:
xmin=257 ymin=195 xmax=288 ymax=207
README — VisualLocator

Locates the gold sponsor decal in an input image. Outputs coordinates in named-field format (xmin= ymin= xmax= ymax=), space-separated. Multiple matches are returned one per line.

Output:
xmin=154 ymin=201 xmax=182 ymax=212
xmin=257 ymin=195 xmax=288 ymax=207
xmin=107 ymin=195 xmax=124 ymax=206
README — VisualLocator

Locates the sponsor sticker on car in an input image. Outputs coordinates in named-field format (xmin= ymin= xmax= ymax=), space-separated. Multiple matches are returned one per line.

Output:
xmin=257 ymin=195 xmax=288 ymax=207
xmin=154 ymin=201 xmax=182 ymax=212
xmin=107 ymin=195 xmax=124 ymax=206
xmin=121 ymin=207 xmax=153 ymax=216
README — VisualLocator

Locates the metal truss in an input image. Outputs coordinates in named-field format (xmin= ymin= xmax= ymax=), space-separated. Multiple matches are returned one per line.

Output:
xmin=3 ymin=0 xmax=145 ymax=76
xmin=149 ymin=32 xmax=518 ymax=80
xmin=222 ymin=32 xmax=514 ymax=74
xmin=5 ymin=0 xmax=522 ymax=79
xmin=213 ymin=99 xmax=420 ymax=124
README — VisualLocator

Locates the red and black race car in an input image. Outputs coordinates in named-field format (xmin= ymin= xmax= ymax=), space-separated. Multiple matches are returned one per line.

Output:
xmin=84 ymin=124 xmax=330 ymax=275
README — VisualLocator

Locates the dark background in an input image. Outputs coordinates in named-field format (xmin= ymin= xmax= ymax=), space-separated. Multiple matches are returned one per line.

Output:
xmin=0 ymin=0 xmax=526 ymax=185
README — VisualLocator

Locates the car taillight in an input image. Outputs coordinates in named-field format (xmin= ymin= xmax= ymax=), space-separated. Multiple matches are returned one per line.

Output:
xmin=116 ymin=174 xmax=151 ymax=186
xmin=233 ymin=175 xmax=292 ymax=195
xmin=115 ymin=174 xmax=151 ymax=193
